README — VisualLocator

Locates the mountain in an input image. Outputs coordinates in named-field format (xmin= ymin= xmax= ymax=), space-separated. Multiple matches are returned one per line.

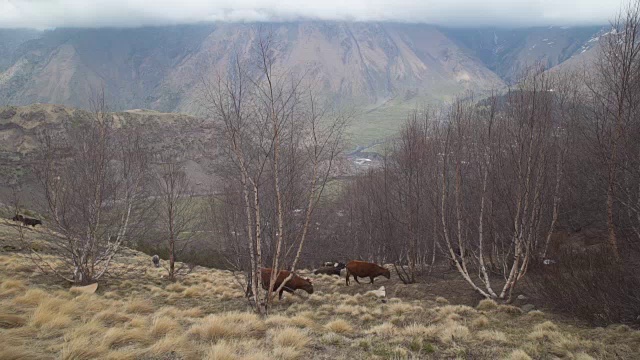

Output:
xmin=0 ymin=22 xmax=606 ymax=147
xmin=0 ymin=22 xmax=604 ymax=112
xmin=0 ymin=29 xmax=42 ymax=73
xmin=442 ymin=25 xmax=603 ymax=83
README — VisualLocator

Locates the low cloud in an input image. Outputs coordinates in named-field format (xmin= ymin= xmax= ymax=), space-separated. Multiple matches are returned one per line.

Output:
xmin=0 ymin=0 xmax=623 ymax=29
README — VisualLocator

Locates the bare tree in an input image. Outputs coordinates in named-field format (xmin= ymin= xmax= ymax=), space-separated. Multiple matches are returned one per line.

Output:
xmin=28 ymin=89 xmax=150 ymax=285
xmin=153 ymin=152 xmax=200 ymax=280
xmin=585 ymin=1 xmax=640 ymax=259
xmin=201 ymin=28 xmax=346 ymax=314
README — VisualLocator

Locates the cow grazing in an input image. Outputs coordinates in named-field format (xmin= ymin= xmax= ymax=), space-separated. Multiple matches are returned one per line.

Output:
xmin=345 ymin=260 xmax=391 ymax=286
xmin=260 ymin=268 xmax=314 ymax=300
xmin=152 ymin=255 xmax=160 ymax=268
xmin=314 ymin=262 xmax=346 ymax=276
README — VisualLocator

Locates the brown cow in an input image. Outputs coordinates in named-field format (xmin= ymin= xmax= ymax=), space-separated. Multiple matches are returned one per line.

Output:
xmin=260 ymin=268 xmax=314 ymax=300
xmin=345 ymin=260 xmax=391 ymax=286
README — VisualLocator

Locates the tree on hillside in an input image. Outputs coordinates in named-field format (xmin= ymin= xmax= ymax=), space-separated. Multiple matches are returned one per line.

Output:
xmin=201 ymin=29 xmax=347 ymax=314
xmin=28 ymin=89 xmax=151 ymax=285
xmin=585 ymin=0 xmax=640 ymax=258
xmin=153 ymin=152 xmax=200 ymax=281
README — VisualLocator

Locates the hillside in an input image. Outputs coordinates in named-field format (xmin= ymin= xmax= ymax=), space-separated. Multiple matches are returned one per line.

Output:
xmin=442 ymin=26 xmax=603 ymax=83
xmin=0 ymin=104 xmax=217 ymax=200
xmin=1 ymin=219 xmax=639 ymax=359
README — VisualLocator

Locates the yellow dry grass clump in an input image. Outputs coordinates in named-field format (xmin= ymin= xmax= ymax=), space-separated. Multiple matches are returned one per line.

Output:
xmin=325 ymin=318 xmax=353 ymax=334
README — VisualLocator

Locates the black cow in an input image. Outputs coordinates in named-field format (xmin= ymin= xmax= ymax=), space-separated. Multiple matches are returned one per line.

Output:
xmin=314 ymin=262 xmax=346 ymax=276
xmin=22 ymin=217 xmax=42 ymax=227
xmin=152 ymin=255 xmax=160 ymax=268
xmin=11 ymin=214 xmax=42 ymax=227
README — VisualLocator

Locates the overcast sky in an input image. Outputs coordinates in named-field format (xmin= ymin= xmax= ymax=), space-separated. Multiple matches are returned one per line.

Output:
xmin=0 ymin=0 xmax=625 ymax=29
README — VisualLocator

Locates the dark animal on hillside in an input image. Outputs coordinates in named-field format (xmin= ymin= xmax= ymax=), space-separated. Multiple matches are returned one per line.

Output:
xmin=14 ymin=215 xmax=42 ymax=227
xmin=21 ymin=217 xmax=42 ymax=227
xmin=323 ymin=261 xmax=346 ymax=268
xmin=260 ymin=268 xmax=314 ymax=300
xmin=345 ymin=260 xmax=391 ymax=286
xmin=314 ymin=262 xmax=346 ymax=276
xmin=152 ymin=255 xmax=160 ymax=268
xmin=314 ymin=266 xmax=341 ymax=276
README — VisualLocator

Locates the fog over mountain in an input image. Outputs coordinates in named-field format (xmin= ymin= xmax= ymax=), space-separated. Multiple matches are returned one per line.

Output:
xmin=1 ymin=0 xmax=622 ymax=29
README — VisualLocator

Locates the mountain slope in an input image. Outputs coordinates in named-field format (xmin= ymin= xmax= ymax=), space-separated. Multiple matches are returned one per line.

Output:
xmin=0 ymin=23 xmax=607 ymax=147
xmin=0 ymin=22 xmax=509 ymax=113
xmin=442 ymin=25 xmax=603 ymax=83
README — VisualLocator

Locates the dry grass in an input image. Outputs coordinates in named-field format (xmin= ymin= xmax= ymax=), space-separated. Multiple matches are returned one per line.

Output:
xmin=0 ymin=313 xmax=27 ymax=328
xmin=272 ymin=346 xmax=301 ymax=360
xmin=146 ymin=334 xmax=198 ymax=359
xmin=476 ymin=330 xmax=508 ymax=343
xmin=206 ymin=340 xmax=238 ymax=360
xmin=102 ymin=327 xmax=151 ymax=348
xmin=93 ymin=310 xmax=131 ymax=326
xmin=435 ymin=296 xmax=449 ymax=305
xmin=325 ymin=319 xmax=353 ymax=334
xmin=477 ymin=298 xmax=498 ymax=311
xmin=367 ymin=322 xmax=397 ymax=338
xmin=190 ymin=312 xmax=266 ymax=341
xmin=124 ymin=298 xmax=155 ymax=314
xmin=184 ymin=285 xmax=204 ymax=298
xmin=471 ymin=315 xmax=490 ymax=328
xmin=438 ymin=323 xmax=470 ymax=344
xmin=151 ymin=315 xmax=180 ymax=337
xmin=272 ymin=327 xmax=310 ymax=349
xmin=0 ymin=346 xmax=49 ymax=360
xmin=505 ymin=349 xmax=533 ymax=360
xmin=1 ymin=220 xmax=639 ymax=360
xmin=61 ymin=332 xmax=108 ymax=360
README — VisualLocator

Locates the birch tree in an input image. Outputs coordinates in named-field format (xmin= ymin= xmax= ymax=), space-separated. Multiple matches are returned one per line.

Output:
xmin=202 ymin=29 xmax=346 ymax=314
xmin=29 ymin=89 xmax=151 ymax=285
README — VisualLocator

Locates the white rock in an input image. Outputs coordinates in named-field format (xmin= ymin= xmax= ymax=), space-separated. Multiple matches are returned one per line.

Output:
xmin=70 ymin=282 xmax=98 ymax=294
xmin=366 ymin=286 xmax=386 ymax=298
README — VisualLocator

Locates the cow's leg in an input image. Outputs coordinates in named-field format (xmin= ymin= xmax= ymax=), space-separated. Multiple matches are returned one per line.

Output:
xmin=370 ymin=277 xmax=374 ymax=284
xmin=345 ymin=271 xmax=350 ymax=286
xmin=279 ymin=289 xmax=284 ymax=300
xmin=354 ymin=276 xmax=361 ymax=284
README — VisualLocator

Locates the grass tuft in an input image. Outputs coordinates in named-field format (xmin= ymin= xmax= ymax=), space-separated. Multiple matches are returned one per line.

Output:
xmin=435 ymin=296 xmax=449 ymax=305
xmin=505 ymin=349 xmax=532 ymax=360
xmin=0 ymin=313 xmax=27 ymax=328
xmin=325 ymin=319 xmax=353 ymax=334
xmin=477 ymin=298 xmax=498 ymax=311
xmin=438 ymin=323 xmax=470 ymax=344
xmin=272 ymin=327 xmax=310 ymax=349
